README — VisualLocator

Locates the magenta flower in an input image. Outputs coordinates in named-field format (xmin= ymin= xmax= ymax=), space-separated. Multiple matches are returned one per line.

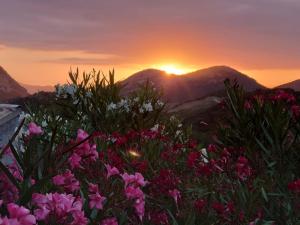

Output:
xmin=124 ymin=186 xmax=145 ymax=221
xmin=88 ymin=183 xmax=99 ymax=193
xmin=5 ymin=203 xmax=36 ymax=225
xmin=125 ymin=186 xmax=144 ymax=199
xmin=134 ymin=197 xmax=145 ymax=221
xmin=52 ymin=170 xmax=80 ymax=192
xmin=89 ymin=192 xmax=106 ymax=210
xmin=101 ymin=217 xmax=118 ymax=225
xmin=68 ymin=129 xmax=99 ymax=166
xmin=68 ymin=153 xmax=82 ymax=169
xmin=236 ymin=156 xmax=252 ymax=181
xmin=121 ymin=172 xmax=147 ymax=187
xmin=28 ymin=122 xmax=43 ymax=136
xmin=105 ymin=164 xmax=120 ymax=179
xmin=32 ymin=192 xmax=87 ymax=225
xmin=169 ymin=189 xmax=181 ymax=205
xmin=288 ymin=179 xmax=300 ymax=193
xmin=88 ymin=183 xmax=106 ymax=210
xmin=122 ymin=173 xmax=146 ymax=221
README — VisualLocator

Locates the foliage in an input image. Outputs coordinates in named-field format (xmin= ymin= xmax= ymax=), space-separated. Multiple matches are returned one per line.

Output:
xmin=0 ymin=72 xmax=300 ymax=225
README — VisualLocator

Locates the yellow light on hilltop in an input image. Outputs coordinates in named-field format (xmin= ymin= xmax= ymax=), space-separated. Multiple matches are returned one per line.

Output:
xmin=159 ymin=64 xmax=187 ymax=75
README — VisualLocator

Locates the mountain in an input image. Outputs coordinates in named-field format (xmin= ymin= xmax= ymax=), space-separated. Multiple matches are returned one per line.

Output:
xmin=20 ymin=83 xmax=54 ymax=94
xmin=121 ymin=66 xmax=265 ymax=104
xmin=0 ymin=66 xmax=29 ymax=102
xmin=277 ymin=79 xmax=300 ymax=91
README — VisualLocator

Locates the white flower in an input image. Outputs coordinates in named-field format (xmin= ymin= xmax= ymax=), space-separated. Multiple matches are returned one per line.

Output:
xmin=139 ymin=107 xmax=144 ymax=113
xmin=55 ymin=84 xmax=77 ymax=98
xmin=201 ymin=148 xmax=209 ymax=163
xmin=170 ymin=116 xmax=176 ymax=121
xmin=117 ymin=99 xmax=130 ymax=112
xmin=156 ymin=100 xmax=164 ymax=107
xmin=107 ymin=103 xmax=117 ymax=111
xmin=175 ymin=130 xmax=182 ymax=137
xmin=143 ymin=102 xmax=153 ymax=112
xmin=151 ymin=124 xmax=159 ymax=132
xmin=41 ymin=121 xmax=48 ymax=127
xmin=65 ymin=84 xmax=77 ymax=96
xmin=86 ymin=91 xmax=92 ymax=98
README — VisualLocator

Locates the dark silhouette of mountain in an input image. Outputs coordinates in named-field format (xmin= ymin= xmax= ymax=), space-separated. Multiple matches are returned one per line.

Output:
xmin=0 ymin=66 xmax=29 ymax=102
xmin=277 ymin=79 xmax=300 ymax=91
xmin=121 ymin=66 xmax=265 ymax=103
xmin=20 ymin=83 xmax=54 ymax=94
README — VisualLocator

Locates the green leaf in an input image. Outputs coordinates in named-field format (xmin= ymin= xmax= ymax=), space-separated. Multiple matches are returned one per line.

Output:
xmin=261 ymin=187 xmax=268 ymax=202
xmin=0 ymin=160 xmax=20 ymax=191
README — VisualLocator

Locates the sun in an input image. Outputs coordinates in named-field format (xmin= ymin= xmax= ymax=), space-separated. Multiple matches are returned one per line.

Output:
xmin=159 ymin=64 xmax=186 ymax=75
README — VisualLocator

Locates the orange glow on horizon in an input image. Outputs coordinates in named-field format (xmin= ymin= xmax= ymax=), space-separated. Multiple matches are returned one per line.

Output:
xmin=156 ymin=64 xmax=192 ymax=75
xmin=1 ymin=45 xmax=300 ymax=88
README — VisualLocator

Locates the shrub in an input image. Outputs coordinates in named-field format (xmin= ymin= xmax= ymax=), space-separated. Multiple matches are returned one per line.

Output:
xmin=0 ymin=73 xmax=300 ymax=224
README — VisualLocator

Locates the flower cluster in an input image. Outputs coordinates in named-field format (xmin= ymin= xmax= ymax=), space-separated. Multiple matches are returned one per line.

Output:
xmin=32 ymin=192 xmax=87 ymax=225
xmin=68 ymin=129 xmax=98 ymax=169
xmin=1 ymin=78 xmax=300 ymax=224
xmin=52 ymin=170 xmax=80 ymax=193
xmin=0 ymin=203 xmax=36 ymax=225
xmin=122 ymin=172 xmax=147 ymax=221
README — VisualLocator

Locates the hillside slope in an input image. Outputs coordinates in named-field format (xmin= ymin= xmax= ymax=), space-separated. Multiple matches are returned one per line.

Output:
xmin=121 ymin=66 xmax=265 ymax=103
xmin=277 ymin=79 xmax=300 ymax=91
xmin=0 ymin=66 xmax=28 ymax=102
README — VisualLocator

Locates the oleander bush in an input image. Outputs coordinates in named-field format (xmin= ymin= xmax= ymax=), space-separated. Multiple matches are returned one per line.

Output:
xmin=0 ymin=71 xmax=300 ymax=225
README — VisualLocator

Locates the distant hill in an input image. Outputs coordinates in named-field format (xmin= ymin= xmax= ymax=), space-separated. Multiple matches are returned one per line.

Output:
xmin=20 ymin=83 xmax=54 ymax=94
xmin=0 ymin=66 xmax=29 ymax=102
xmin=121 ymin=66 xmax=265 ymax=104
xmin=277 ymin=79 xmax=300 ymax=91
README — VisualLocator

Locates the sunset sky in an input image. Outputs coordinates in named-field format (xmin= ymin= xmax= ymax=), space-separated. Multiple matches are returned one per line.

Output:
xmin=0 ymin=0 xmax=300 ymax=87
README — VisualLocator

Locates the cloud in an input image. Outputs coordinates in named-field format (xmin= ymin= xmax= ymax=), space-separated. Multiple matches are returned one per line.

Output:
xmin=41 ymin=56 xmax=123 ymax=65
xmin=0 ymin=0 xmax=300 ymax=70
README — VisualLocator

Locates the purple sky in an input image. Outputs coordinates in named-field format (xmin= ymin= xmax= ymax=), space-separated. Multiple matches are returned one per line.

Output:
xmin=0 ymin=0 xmax=300 ymax=86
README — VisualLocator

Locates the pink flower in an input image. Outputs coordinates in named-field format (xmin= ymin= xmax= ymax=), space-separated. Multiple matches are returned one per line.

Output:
xmin=194 ymin=199 xmax=207 ymax=213
xmin=125 ymin=186 xmax=144 ymax=199
xmin=88 ymin=183 xmax=106 ymax=210
xmin=89 ymin=193 xmax=106 ymax=210
xmin=69 ymin=153 xmax=82 ymax=169
xmin=52 ymin=170 xmax=80 ymax=192
xmin=105 ymin=164 xmax=120 ymax=179
xmin=88 ymin=183 xmax=99 ymax=193
xmin=90 ymin=144 xmax=99 ymax=161
xmin=70 ymin=129 xmax=98 ymax=165
xmin=291 ymin=105 xmax=300 ymax=118
xmin=236 ymin=156 xmax=252 ymax=181
xmin=169 ymin=189 xmax=181 ymax=205
xmin=121 ymin=172 xmax=147 ymax=187
xmin=288 ymin=179 xmax=300 ymax=193
xmin=134 ymin=197 xmax=145 ymax=221
xmin=123 ymin=180 xmax=145 ymax=221
xmin=77 ymin=129 xmax=89 ymax=141
xmin=125 ymin=186 xmax=145 ymax=221
xmin=244 ymin=100 xmax=252 ymax=110
xmin=6 ymin=203 xmax=36 ymax=225
xmin=32 ymin=192 xmax=87 ymax=225
xmin=0 ymin=148 xmax=21 ymax=203
xmin=101 ymin=217 xmax=118 ymax=225
xmin=28 ymin=122 xmax=43 ymax=136
xmin=212 ymin=202 xmax=225 ymax=215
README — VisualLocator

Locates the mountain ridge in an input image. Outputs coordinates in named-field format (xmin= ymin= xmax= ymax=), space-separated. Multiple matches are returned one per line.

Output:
xmin=277 ymin=79 xmax=300 ymax=91
xmin=121 ymin=65 xmax=265 ymax=103
xmin=0 ymin=66 xmax=29 ymax=102
xmin=20 ymin=83 xmax=54 ymax=94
